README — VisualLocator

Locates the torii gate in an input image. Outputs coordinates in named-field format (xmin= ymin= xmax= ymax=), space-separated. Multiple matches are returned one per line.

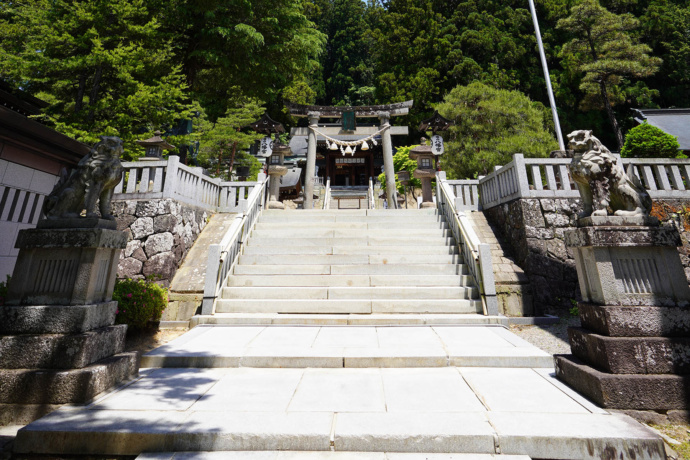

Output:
xmin=287 ymin=101 xmax=413 ymax=209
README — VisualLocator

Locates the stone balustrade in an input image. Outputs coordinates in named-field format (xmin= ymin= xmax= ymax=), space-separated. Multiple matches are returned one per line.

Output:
xmin=113 ymin=155 xmax=260 ymax=213
xmin=478 ymin=154 xmax=690 ymax=209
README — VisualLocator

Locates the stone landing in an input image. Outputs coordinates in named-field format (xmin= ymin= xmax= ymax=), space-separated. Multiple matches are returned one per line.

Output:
xmin=13 ymin=366 xmax=664 ymax=459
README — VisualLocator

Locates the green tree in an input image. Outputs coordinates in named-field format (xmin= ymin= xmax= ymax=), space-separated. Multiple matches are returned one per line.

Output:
xmin=171 ymin=0 xmax=326 ymax=119
xmin=621 ymin=123 xmax=681 ymax=158
xmin=198 ymin=99 xmax=266 ymax=180
xmin=436 ymin=82 xmax=558 ymax=179
xmin=0 ymin=0 xmax=191 ymax=157
xmin=378 ymin=145 xmax=422 ymax=194
xmin=557 ymin=0 xmax=661 ymax=150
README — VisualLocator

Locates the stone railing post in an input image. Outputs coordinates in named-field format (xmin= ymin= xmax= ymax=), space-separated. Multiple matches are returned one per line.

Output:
xmin=513 ymin=154 xmax=531 ymax=198
xmin=162 ymin=155 xmax=180 ymax=200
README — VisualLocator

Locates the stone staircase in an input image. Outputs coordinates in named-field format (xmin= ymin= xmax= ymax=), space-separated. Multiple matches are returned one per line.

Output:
xmin=11 ymin=209 xmax=667 ymax=460
xmin=217 ymin=208 xmax=481 ymax=316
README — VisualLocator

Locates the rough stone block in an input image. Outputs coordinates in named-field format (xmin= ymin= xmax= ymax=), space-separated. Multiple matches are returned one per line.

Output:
xmin=554 ymin=354 xmax=690 ymax=410
xmin=143 ymin=251 xmax=177 ymax=279
xmin=0 ymin=352 xmax=139 ymax=404
xmin=569 ymin=327 xmax=690 ymax=374
xmin=131 ymin=217 xmax=154 ymax=239
xmin=154 ymin=215 xmax=177 ymax=233
xmin=579 ymin=303 xmax=690 ymax=337
xmin=0 ymin=302 xmax=117 ymax=334
xmin=144 ymin=232 xmax=174 ymax=258
xmin=0 ymin=325 xmax=127 ymax=369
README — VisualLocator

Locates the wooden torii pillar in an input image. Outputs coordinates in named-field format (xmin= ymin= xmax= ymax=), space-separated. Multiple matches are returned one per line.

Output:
xmin=287 ymin=101 xmax=413 ymax=209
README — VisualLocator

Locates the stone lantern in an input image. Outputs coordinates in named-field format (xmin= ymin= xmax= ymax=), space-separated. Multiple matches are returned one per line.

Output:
xmin=136 ymin=130 xmax=175 ymax=161
xmin=409 ymin=139 xmax=436 ymax=208
xmin=249 ymin=113 xmax=287 ymax=209
xmin=266 ymin=142 xmax=290 ymax=209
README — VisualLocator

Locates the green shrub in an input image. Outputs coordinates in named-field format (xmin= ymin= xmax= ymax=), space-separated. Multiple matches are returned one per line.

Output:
xmin=0 ymin=275 xmax=9 ymax=306
xmin=621 ymin=123 xmax=681 ymax=158
xmin=113 ymin=278 xmax=167 ymax=330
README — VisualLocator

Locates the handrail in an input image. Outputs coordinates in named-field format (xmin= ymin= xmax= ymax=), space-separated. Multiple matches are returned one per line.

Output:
xmin=368 ymin=177 xmax=376 ymax=209
xmin=436 ymin=172 xmax=498 ymax=316
xmin=322 ymin=178 xmax=331 ymax=210
xmin=201 ymin=174 xmax=269 ymax=315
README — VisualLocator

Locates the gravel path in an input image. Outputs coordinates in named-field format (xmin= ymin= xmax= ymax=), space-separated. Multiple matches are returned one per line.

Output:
xmin=509 ymin=315 xmax=580 ymax=355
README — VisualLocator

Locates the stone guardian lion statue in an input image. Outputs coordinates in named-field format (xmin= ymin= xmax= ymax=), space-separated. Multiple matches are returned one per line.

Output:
xmin=43 ymin=136 xmax=124 ymax=220
xmin=567 ymin=130 xmax=652 ymax=218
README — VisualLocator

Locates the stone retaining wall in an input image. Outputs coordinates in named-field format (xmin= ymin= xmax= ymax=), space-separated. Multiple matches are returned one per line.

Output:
xmin=484 ymin=197 xmax=690 ymax=314
xmin=112 ymin=199 xmax=208 ymax=286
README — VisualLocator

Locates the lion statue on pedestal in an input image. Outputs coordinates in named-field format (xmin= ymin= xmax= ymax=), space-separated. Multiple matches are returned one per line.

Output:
xmin=567 ymin=130 xmax=652 ymax=218
xmin=43 ymin=136 xmax=124 ymax=220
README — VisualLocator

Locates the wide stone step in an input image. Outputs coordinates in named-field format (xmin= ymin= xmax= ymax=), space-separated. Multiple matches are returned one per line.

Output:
xmin=254 ymin=222 xmax=448 ymax=230
xmin=140 ymin=325 xmax=551 ymax=369
xmin=215 ymin=299 xmax=482 ymax=314
xmin=191 ymin=313 xmax=508 ymax=327
xmin=244 ymin=244 xmax=458 ymax=255
xmin=263 ymin=209 xmax=438 ymax=216
xmin=259 ymin=214 xmax=444 ymax=223
xmin=250 ymin=229 xmax=452 ymax=239
xmin=137 ymin=453 xmax=531 ymax=459
xmin=247 ymin=237 xmax=455 ymax=248
xmin=222 ymin=286 xmax=477 ymax=300
xmin=15 ymin=366 xmax=664 ymax=459
xmin=238 ymin=254 xmax=462 ymax=265
xmin=227 ymin=275 xmax=469 ymax=287
xmin=233 ymin=264 xmax=466 ymax=276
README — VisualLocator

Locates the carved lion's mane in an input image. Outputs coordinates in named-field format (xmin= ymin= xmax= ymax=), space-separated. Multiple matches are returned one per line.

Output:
xmin=567 ymin=130 xmax=651 ymax=218
xmin=43 ymin=136 xmax=124 ymax=220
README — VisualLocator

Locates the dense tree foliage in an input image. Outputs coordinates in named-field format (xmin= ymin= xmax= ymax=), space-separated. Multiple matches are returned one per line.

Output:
xmin=0 ymin=0 xmax=191 ymax=152
xmin=1 ymin=0 xmax=688 ymax=176
xmin=557 ymin=0 xmax=661 ymax=149
xmin=436 ymin=82 xmax=558 ymax=179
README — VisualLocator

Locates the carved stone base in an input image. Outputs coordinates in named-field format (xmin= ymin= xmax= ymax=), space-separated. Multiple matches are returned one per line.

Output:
xmin=565 ymin=225 xmax=690 ymax=306
xmin=7 ymin=228 xmax=127 ymax=306
xmin=555 ymin=354 xmax=690 ymax=410
xmin=420 ymin=202 xmax=435 ymax=208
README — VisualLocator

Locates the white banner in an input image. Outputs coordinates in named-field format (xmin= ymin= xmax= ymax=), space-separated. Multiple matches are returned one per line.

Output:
xmin=431 ymin=135 xmax=444 ymax=155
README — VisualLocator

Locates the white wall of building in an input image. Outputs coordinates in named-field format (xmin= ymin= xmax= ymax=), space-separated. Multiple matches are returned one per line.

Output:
xmin=0 ymin=159 xmax=57 ymax=280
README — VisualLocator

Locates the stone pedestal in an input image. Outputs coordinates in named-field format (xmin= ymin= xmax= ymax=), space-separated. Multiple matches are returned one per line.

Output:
xmin=0 ymin=219 xmax=138 ymax=426
xmin=413 ymin=168 xmax=435 ymax=208
xmin=267 ymin=165 xmax=288 ymax=210
xmin=555 ymin=218 xmax=690 ymax=410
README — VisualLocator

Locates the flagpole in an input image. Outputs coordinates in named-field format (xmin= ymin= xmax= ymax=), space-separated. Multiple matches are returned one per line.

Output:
xmin=528 ymin=0 xmax=566 ymax=151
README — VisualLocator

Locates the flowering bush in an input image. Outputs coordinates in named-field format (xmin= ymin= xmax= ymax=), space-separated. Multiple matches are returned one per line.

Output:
xmin=113 ymin=278 xmax=167 ymax=330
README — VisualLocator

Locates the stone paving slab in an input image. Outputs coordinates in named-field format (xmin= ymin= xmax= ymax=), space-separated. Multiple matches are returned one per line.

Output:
xmin=14 ymin=367 xmax=663 ymax=458
xmin=140 ymin=326 xmax=552 ymax=368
